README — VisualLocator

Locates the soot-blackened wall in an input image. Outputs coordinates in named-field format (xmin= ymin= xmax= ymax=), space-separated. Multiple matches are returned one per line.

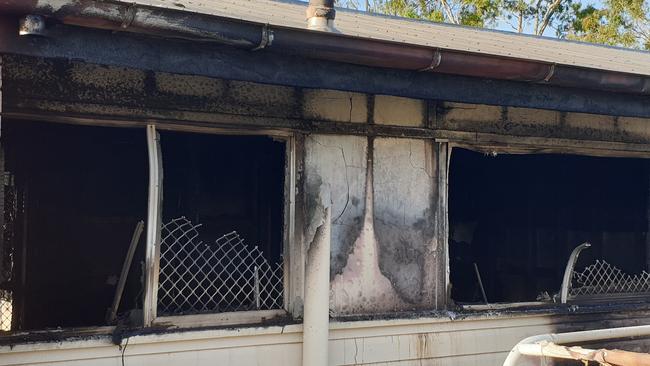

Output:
xmin=304 ymin=135 xmax=443 ymax=315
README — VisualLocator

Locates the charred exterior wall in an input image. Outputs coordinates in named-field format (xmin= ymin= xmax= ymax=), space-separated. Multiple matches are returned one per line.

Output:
xmin=5 ymin=55 xmax=650 ymax=148
xmin=373 ymin=139 xmax=438 ymax=307
xmin=4 ymin=55 xmax=650 ymax=317
xmin=304 ymin=135 xmax=368 ymax=282
xmin=438 ymin=102 xmax=650 ymax=145
xmin=305 ymin=135 xmax=444 ymax=315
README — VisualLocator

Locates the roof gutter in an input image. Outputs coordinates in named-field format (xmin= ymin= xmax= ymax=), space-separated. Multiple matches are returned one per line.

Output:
xmin=1 ymin=0 xmax=648 ymax=95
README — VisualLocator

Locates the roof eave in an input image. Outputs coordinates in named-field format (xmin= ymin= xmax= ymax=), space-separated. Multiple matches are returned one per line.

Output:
xmin=1 ymin=0 xmax=648 ymax=95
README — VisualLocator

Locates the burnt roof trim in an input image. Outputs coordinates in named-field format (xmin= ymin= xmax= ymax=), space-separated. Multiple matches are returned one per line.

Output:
xmin=1 ymin=0 xmax=649 ymax=95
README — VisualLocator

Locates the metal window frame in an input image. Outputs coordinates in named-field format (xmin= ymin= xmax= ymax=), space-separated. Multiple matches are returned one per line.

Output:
xmin=143 ymin=124 xmax=298 ymax=328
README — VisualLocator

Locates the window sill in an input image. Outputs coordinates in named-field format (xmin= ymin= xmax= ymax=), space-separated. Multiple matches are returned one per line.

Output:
xmin=0 ymin=310 xmax=290 ymax=346
xmin=0 ymin=326 xmax=116 ymax=346
xmin=461 ymin=301 xmax=549 ymax=311
xmin=153 ymin=309 xmax=288 ymax=329
xmin=457 ymin=299 xmax=650 ymax=317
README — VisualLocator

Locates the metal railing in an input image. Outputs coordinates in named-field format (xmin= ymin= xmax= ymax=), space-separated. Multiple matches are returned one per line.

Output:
xmin=157 ymin=217 xmax=284 ymax=316
xmin=561 ymin=243 xmax=650 ymax=303
xmin=571 ymin=260 xmax=650 ymax=297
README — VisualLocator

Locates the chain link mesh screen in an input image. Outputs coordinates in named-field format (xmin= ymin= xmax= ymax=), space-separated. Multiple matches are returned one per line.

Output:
xmin=0 ymin=172 xmax=17 ymax=331
xmin=157 ymin=217 xmax=284 ymax=316
xmin=570 ymin=260 xmax=650 ymax=297
xmin=0 ymin=290 xmax=11 ymax=331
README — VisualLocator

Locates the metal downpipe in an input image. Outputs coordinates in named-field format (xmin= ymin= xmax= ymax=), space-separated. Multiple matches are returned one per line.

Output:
xmin=302 ymin=206 xmax=331 ymax=366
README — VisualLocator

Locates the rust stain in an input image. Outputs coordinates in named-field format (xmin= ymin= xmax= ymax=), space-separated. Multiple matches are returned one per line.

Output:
xmin=415 ymin=333 xmax=429 ymax=359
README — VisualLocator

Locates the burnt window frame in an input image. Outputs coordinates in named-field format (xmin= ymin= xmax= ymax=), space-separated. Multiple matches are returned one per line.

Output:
xmin=143 ymin=125 xmax=298 ymax=328
xmin=445 ymin=143 xmax=650 ymax=312
xmin=0 ymin=122 xmax=299 ymax=337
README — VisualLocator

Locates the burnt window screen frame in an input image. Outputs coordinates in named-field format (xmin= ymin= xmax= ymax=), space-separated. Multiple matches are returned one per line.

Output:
xmin=0 ymin=121 xmax=294 ymax=336
xmin=144 ymin=126 xmax=294 ymax=327
xmin=447 ymin=146 xmax=650 ymax=309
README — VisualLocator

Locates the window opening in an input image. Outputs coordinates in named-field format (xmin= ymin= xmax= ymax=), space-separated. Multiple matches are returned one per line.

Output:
xmin=156 ymin=131 xmax=285 ymax=316
xmin=0 ymin=120 xmax=148 ymax=332
xmin=449 ymin=148 xmax=650 ymax=304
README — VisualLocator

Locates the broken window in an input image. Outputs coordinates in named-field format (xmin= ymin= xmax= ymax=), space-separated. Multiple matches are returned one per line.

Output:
xmin=0 ymin=120 xmax=148 ymax=331
xmin=155 ymin=131 xmax=286 ymax=316
xmin=449 ymin=148 xmax=650 ymax=305
xmin=0 ymin=121 xmax=288 ymax=335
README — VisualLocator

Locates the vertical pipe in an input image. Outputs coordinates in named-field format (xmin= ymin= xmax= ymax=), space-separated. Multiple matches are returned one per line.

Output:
xmin=306 ymin=0 xmax=336 ymax=32
xmin=302 ymin=206 xmax=331 ymax=366
xmin=143 ymin=125 xmax=163 ymax=326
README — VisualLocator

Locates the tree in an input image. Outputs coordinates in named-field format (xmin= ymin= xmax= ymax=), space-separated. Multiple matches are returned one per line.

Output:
xmin=567 ymin=0 xmax=649 ymax=49
xmin=369 ymin=0 xmax=501 ymax=26
xmin=329 ymin=0 xmax=649 ymax=49
xmin=338 ymin=0 xmax=574 ymax=34
xmin=500 ymin=0 xmax=576 ymax=36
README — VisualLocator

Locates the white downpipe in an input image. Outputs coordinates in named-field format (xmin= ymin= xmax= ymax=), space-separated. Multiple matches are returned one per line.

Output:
xmin=302 ymin=207 xmax=331 ymax=366
xmin=503 ymin=324 xmax=650 ymax=366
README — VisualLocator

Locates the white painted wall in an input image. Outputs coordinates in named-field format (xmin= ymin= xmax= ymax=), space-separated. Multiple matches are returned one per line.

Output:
xmin=0 ymin=312 xmax=622 ymax=366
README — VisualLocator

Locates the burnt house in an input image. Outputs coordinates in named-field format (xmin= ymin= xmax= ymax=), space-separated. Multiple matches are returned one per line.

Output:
xmin=0 ymin=0 xmax=650 ymax=365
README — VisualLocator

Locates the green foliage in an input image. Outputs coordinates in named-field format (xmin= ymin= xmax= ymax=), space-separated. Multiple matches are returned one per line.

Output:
xmin=567 ymin=0 xmax=649 ymax=49
xmin=333 ymin=0 xmax=649 ymax=49
xmin=369 ymin=0 xmax=500 ymax=25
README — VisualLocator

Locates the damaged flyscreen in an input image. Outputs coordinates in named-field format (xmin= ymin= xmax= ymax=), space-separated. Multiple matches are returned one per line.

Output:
xmin=156 ymin=132 xmax=286 ymax=316
xmin=0 ymin=172 xmax=16 ymax=332
xmin=571 ymin=260 xmax=650 ymax=298
xmin=157 ymin=217 xmax=283 ymax=315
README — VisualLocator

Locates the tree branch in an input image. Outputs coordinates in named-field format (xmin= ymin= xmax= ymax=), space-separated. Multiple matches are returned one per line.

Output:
xmin=538 ymin=0 xmax=563 ymax=35
xmin=534 ymin=0 xmax=543 ymax=34
xmin=440 ymin=0 xmax=460 ymax=24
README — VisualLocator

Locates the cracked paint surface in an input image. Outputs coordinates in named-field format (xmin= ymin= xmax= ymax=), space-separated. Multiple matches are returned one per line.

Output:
xmin=304 ymin=135 xmax=367 ymax=279
xmin=373 ymin=138 xmax=438 ymax=306
xmin=305 ymin=135 xmax=439 ymax=314
xmin=330 ymin=139 xmax=406 ymax=314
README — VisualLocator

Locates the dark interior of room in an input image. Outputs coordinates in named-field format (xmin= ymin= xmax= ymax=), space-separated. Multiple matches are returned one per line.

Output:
xmin=0 ymin=123 xmax=288 ymax=330
xmin=3 ymin=120 xmax=148 ymax=330
xmin=157 ymin=131 xmax=286 ymax=315
xmin=159 ymin=131 xmax=286 ymax=263
xmin=449 ymin=148 xmax=649 ymax=304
